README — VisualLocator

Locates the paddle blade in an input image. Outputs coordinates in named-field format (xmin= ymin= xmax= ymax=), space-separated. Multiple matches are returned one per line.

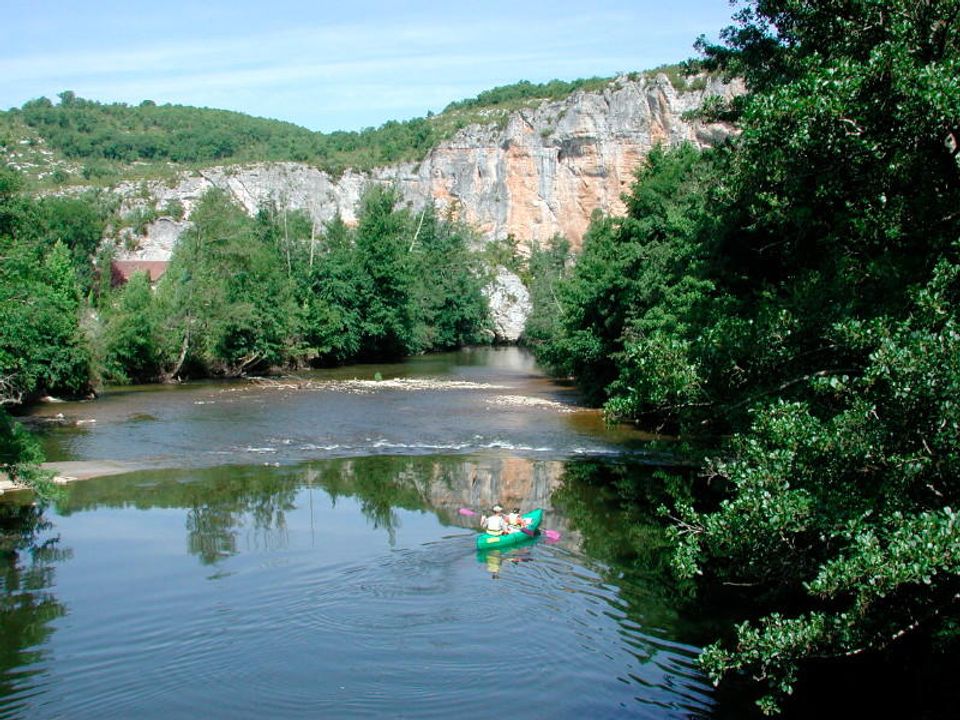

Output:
xmin=543 ymin=529 xmax=561 ymax=542
xmin=458 ymin=508 xmax=478 ymax=516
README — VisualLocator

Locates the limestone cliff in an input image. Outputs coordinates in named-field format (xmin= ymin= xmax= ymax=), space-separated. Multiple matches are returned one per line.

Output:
xmin=115 ymin=73 xmax=742 ymax=262
xmin=482 ymin=267 xmax=531 ymax=342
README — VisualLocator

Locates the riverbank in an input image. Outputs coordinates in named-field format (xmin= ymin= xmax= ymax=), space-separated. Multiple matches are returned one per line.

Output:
xmin=0 ymin=460 xmax=141 ymax=494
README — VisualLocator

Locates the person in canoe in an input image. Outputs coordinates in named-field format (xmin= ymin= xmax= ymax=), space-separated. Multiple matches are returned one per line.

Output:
xmin=505 ymin=507 xmax=526 ymax=533
xmin=479 ymin=505 xmax=508 ymax=535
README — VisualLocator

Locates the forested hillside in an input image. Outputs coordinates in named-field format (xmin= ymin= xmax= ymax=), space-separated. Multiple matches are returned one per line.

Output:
xmin=527 ymin=0 xmax=960 ymax=714
xmin=0 ymin=73 xmax=675 ymax=185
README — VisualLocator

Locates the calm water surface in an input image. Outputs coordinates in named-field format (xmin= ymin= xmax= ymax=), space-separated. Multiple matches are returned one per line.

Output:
xmin=25 ymin=347 xmax=658 ymax=468
xmin=2 ymin=349 xmax=714 ymax=718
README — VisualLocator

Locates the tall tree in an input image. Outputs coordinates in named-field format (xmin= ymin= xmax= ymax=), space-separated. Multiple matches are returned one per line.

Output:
xmin=0 ymin=167 xmax=92 ymax=496
xmin=154 ymin=189 xmax=298 ymax=379
xmin=0 ymin=169 xmax=91 ymax=403
xmin=531 ymin=1 xmax=960 ymax=713
xmin=671 ymin=1 xmax=960 ymax=712
xmin=409 ymin=204 xmax=490 ymax=350
xmin=99 ymin=271 xmax=162 ymax=383
xmin=353 ymin=185 xmax=417 ymax=359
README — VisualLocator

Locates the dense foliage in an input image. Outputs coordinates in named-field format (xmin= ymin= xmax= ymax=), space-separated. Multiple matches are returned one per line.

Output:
xmin=1 ymin=161 xmax=492 ymax=490
xmin=6 ymin=91 xmax=439 ymax=175
xmin=97 ymin=185 xmax=492 ymax=383
xmin=529 ymin=0 xmax=960 ymax=713
xmin=0 ymin=168 xmax=100 ymax=495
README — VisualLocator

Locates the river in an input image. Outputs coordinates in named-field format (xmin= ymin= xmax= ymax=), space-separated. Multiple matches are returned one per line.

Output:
xmin=1 ymin=347 xmax=719 ymax=719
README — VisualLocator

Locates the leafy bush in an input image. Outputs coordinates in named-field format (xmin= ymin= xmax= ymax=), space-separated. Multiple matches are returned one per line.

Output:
xmin=532 ymin=1 xmax=960 ymax=713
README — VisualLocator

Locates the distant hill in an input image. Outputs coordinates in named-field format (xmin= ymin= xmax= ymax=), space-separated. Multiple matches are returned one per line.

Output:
xmin=0 ymin=65 xmax=703 ymax=187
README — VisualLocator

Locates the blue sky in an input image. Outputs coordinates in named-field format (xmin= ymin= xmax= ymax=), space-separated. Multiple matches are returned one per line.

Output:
xmin=2 ymin=1 xmax=738 ymax=132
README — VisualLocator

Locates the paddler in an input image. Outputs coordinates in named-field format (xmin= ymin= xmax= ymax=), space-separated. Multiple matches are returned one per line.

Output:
xmin=479 ymin=505 xmax=507 ymax=535
xmin=505 ymin=507 xmax=525 ymax=532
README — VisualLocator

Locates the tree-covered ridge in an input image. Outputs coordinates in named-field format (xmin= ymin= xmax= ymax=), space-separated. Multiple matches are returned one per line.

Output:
xmin=441 ymin=76 xmax=611 ymax=112
xmin=4 ymin=90 xmax=440 ymax=178
xmin=0 ymin=65 xmax=703 ymax=186
xmin=526 ymin=0 xmax=960 ymax=714
xmin=21 ymin=91 xmax=320 ymax=163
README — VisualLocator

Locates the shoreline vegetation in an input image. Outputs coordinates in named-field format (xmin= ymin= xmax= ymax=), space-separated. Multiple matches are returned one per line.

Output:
xmin=521 ymin=1 xmax=960 ymax=715
xmin=3 ymin=1 xmax=960 ymax=715
xmin=0 ymin=460 xmax=139 ymax=494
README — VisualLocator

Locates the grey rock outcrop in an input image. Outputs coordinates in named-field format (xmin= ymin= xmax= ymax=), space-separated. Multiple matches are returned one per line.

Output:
xmin=482 ymin=267 xmax=532 ymax=343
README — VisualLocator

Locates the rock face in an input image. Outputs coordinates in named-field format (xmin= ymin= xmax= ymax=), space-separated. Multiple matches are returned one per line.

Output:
xmin=110 ymin=74 xmax=742 ymax=336
xmin=482 ymin=267 xmax=532 ymax=343
xmin=115 ymin=73 xmax=742 ymax=262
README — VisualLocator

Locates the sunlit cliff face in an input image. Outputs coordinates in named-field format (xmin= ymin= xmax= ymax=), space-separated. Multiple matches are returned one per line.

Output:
xmin=111 ymin=74 xmax=743 ymax=265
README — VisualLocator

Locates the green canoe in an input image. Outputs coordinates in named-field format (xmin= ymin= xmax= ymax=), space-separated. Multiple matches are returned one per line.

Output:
xmin=475 ymin=508 xmax=543 ymax=550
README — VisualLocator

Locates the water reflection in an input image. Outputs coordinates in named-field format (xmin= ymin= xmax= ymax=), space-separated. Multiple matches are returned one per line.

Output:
xmin=476 ymin=544 xmax=536 ymax=580
xmin=0 ymin=503 xmax=70 ymax=719
xmin=53 ymin=454 xmax=701 ymax=644
xmin=0 ymin=456 xmax=720 ymax=718
xmin=57 ymin=455 xmax=569 ymax=562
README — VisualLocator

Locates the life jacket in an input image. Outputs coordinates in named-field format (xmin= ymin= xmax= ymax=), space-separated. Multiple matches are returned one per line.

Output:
xmin=483 ymin=514 xmax=506 ymax=535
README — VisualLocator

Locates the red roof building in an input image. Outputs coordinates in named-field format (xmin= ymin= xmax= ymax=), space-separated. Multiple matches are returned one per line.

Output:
xmin=111 ymin=260 xmax=169 ymax=286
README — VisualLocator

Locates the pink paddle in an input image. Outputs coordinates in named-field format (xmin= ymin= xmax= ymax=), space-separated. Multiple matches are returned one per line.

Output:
xmin=525 ymin=527 xmax=561 ymax=541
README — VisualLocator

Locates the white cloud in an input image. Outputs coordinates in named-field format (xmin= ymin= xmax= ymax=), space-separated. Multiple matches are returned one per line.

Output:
xmin=1 ymin=3 xmax=732 ymax=130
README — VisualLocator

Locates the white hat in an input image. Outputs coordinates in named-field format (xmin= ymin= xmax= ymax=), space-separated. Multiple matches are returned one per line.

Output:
xmin=492 ymin=505 xmax=503 ymax=512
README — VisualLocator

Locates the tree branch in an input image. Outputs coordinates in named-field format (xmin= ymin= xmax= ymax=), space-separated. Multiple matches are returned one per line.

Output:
xmin=0 ymin=375 xmax=24 ymax=406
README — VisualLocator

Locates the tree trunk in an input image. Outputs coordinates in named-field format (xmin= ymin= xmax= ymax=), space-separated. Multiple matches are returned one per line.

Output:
xmin=162 ymin=326 xmax=191 ymax=383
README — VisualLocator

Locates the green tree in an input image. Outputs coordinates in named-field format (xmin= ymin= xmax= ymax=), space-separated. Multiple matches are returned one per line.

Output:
xmin=37 ymin=194 xmax=105 ymax=293
xmin=529 ymin=1 xmax=960 ymax=713
xmin=0 ymin=233 xmax=91 ymax=401
xmin=677 ymin=255 xmax=960 ymax=714
xmin=0 ymin=409 xmax=55 ymax=495
xmin=352 ymin=185 xmax=417 ymax=359
xmin=295 ymin=215 xmax=366 ymax=365
xmin=535 ymin=144 xmax=713 ymax=409
xmin=409 ymin=204 xmax=490 ymax=350
xmin=154 ymin=189 xmax=298 ymax=378
xmin=664 ymin=1 xmax=960 ymax=712
xmin=0 ymin=167 xmax=92 ymax=495
xmin=523 ymin=234 xmax=570 ymax=348
xmin=100 ymin=271 xmax=162 ymax=383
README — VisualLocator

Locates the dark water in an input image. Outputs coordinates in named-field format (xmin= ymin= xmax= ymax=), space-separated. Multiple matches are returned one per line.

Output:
xmin=1 ymin=348 xmax=715 ymax=718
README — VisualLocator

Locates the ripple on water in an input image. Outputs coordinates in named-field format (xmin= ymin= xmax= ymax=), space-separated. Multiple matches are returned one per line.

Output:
xmin=187 ymin=543 xmax=705 ymax=717
xmin=5 ymin=519 xmax=713 ymax=718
